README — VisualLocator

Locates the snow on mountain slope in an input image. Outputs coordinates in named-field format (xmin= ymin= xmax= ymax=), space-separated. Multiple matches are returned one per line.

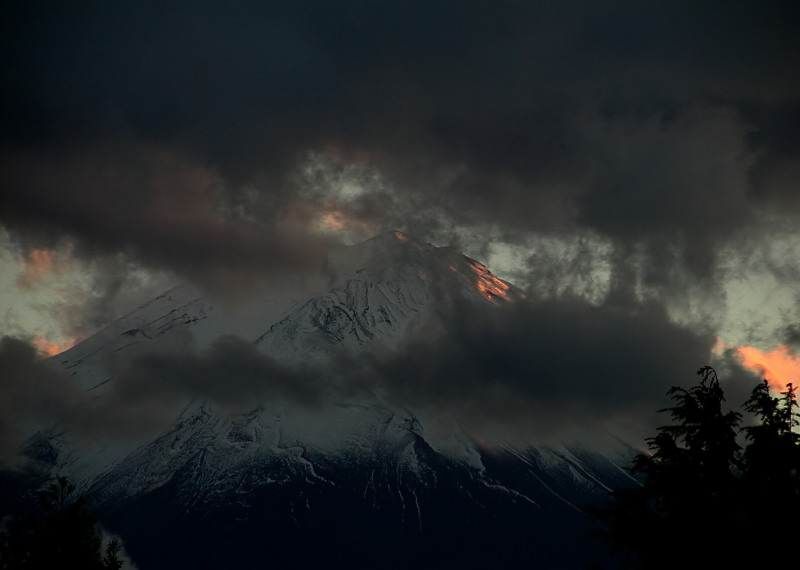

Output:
xmin=78 ymin=394 xmax=633 ymax=569
xmin=54 ymin=231 xmax=523 ymax=384
xmin=9 ymin=231 xmax=634 ymax=570
xmin=32 ymin=231 xmax=535 ymax=482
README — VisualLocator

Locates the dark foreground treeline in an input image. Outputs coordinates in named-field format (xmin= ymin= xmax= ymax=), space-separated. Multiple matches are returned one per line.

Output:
xmin=595 ymin=366 xmax=800 ymax=569
xmin=0 ymin=475 xmax=124 ymax=569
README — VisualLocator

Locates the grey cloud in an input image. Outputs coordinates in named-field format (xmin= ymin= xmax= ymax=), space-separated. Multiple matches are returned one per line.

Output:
xmin=3 ymin=1 xmax=797 ymax=209
xmin=0 ymin=337 xmax=84 ymax=467
xmin=781 ymin=324 xmax=800 ymax=350
xmin=577 ymin=108 xmax=755 ymax=240
xmin=571 ymin=106 xmax=759 ymax=301
xmin=0 ymin=331 xmax=330 ymax=467
xmin=0 ymin=285 xmax=766 ymax=465
xmin=43 ymin=257 xmax=175 ymax=344
xmin=0 ymin=143 xmax=336 ymax=301
xmin=747 ymin=101 xmax=800 ymax=211
xmin=69 ymin=291 xmax=747 ymax=444
xmin=341 ymin=292 xmax=719 ymax=440
xmin=72 ymin=331 xmax=328 ymax=440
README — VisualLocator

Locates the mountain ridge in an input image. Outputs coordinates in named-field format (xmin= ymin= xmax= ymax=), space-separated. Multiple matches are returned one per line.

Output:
xmin=6 ymin=231 xmax=634 ymax=569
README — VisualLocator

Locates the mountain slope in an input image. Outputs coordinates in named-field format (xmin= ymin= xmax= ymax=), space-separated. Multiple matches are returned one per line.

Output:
xmin=7 ymin=231 xmax=635 ymax=569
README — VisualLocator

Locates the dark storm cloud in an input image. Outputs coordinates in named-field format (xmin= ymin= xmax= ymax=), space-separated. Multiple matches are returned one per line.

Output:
xmin=0 ymin=288 xmax=765 ymax=465
xmin=351 ymin=292 xmax=719 ymax=439
xmin=746 ymin=102 xmax=800 ymax=211
xmin=76 ymin=330 xmax=327 ymax=439
xmin=2 ymin=1 xmax=798 ymax=254
xmin=577 ymin=108 xmax=754 ymax=241
xmin=0 ymin=337 xmax=84 ymax=466
xmin=0 ymin=142 xmax=335 ymax=295
xmin=0 ymin=332 xmax=328 ymax=466
xmin=334 ymin=278 xmax=769 ymax=442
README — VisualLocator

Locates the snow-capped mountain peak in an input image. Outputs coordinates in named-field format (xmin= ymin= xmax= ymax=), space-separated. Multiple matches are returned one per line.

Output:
xmin=55 ymin=231 xmax=522 ymax=385
xmin=8 ymin=232 xmax=634 ymax=570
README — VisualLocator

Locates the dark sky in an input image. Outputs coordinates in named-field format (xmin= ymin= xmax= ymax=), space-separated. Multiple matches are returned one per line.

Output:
xmin=1 ymin=1 xmax=799 ymax=459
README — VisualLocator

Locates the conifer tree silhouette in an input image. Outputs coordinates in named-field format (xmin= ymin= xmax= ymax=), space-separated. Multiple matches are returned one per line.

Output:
xmin=739 ymin=380 xmax=800 ymax=565
xmin=597 ymin=367 xmax=742 ymax=569
xmin=597 ymin=368 xmax=800 ymax=569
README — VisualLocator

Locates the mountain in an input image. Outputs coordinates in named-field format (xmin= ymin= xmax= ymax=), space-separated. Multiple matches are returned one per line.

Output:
xmin=4 ymin=231 xmax=637 ymax=569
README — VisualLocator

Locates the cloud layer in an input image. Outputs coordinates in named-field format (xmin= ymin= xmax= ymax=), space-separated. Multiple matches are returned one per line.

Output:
xmin=2 ymin=2 xmax=797 ymax=273
xmin=1 ymin=1 xmax=798 ymax=461
xmin=0 ymin=285 xmax=765 ymax=468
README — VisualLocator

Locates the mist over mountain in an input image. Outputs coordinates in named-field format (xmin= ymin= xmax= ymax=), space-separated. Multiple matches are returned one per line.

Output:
xmin=3 ymin=232 xmax=734 ymax=457
xmin=1 ymin=232 xmax=709 ymax=569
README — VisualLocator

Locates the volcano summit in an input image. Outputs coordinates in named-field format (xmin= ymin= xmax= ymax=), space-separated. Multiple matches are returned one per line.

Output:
xmin=4 ymin=232 xmax=638 ymax=569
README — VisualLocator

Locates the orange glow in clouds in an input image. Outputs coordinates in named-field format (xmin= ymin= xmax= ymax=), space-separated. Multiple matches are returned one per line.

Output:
xmin=33 ymin=336 xmax=75 ymax=357
xmin=16 ymin=248 xmax=59 ymax=290
xmin=736 ymin=345 xmax=800 ymax=392
xmin=26 ymin=249 xmax=55 ymax=273
xmin=315 ymin=206 xmax=379 ymax=240
xmin=320 ymin=210 xmax=348 ymax=231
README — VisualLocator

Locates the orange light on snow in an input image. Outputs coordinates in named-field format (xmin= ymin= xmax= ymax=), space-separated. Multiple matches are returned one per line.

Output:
xmin=736 ymin=345 xmax=800 ymax=392
xmin=469 ymin=260 xmax=512 ymax=303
